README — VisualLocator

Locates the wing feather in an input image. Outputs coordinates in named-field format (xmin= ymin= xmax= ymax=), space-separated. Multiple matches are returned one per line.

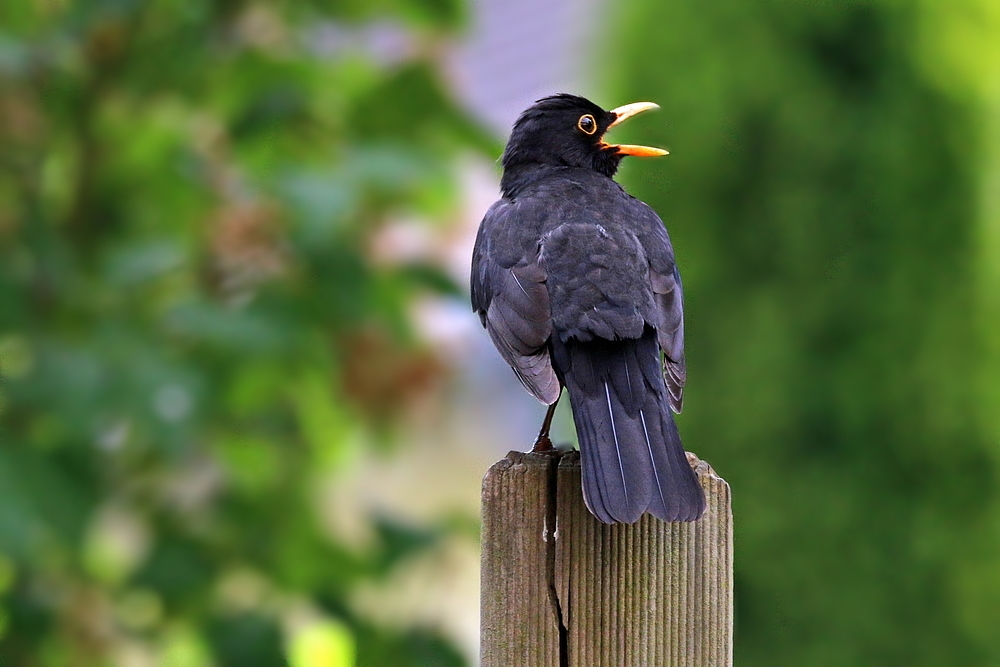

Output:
xmin=471 ymin=201 xmax=560 ymax=404
xmin=649 ymin=264 xmax=686 ymax=413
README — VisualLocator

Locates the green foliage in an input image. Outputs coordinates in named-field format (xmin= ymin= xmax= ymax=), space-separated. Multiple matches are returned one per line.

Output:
xmin=612 ymin=0 xmax=1000 ymax=664
xmin=0 ymin=1 xmax=489 ymax=664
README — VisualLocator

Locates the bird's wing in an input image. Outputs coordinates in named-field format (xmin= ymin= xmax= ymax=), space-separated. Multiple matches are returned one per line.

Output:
xmin=471 ymin=200 xmax=560 ymax=404
xmin=632 ymin=199 xmax=686 ymax=413
xmin=649 ymin=264 xmax=686 ymax=413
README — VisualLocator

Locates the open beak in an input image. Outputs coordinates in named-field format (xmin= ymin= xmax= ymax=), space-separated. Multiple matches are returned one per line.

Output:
xmin=603 ymin=102 xmax=669 ymax=157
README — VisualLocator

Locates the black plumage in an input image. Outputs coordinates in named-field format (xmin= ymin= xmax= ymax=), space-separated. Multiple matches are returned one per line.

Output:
xmin=471 ymin=94 xmax=705 ymax=523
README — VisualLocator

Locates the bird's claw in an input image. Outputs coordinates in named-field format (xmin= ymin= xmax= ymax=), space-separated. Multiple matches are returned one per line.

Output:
xmin=531 ymin=434 xmax=555 ymax=452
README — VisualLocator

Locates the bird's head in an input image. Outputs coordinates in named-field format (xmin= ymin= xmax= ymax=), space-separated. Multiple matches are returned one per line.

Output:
xmin=500 ymin=94 xmax=667 ymax=191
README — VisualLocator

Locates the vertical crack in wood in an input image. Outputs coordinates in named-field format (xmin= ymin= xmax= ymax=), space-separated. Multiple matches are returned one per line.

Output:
xmin=482 ymin=450 xmax=731 ymax=666
xmin=545 ymin=451 xmax=570 ymax=667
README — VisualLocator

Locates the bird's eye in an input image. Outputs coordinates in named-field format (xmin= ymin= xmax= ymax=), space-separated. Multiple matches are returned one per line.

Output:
xmin=577 ymin=114 xmax=597 ymax=135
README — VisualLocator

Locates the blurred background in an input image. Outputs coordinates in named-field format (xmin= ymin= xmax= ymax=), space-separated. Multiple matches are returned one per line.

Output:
xmin=1 ymin=0 xmax=1000 ymax=665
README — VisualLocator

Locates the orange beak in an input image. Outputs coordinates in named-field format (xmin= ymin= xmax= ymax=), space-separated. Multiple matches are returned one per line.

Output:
xmin=602 ymin=102 xmax=669 ymax=157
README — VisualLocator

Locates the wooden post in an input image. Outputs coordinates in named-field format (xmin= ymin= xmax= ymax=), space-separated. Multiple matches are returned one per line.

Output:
xmin=480 ymin=449 xmax=732 ymax=667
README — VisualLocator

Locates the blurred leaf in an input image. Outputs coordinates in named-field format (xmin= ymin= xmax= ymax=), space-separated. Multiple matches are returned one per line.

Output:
xmin=214 ymin=433 xmax=284 ymax=494
xmin=354 ymin=624 xmax=464 ymax=667
xmin=0 ymin=35 xmax=30 ymax=74
xmin=209 ymin=612 xmax=288 ymax=667
xmin=278 ymin=169 xmax=358 ymax=243
xmin=166 ymin=301 xmax=292 ymax=352
xmin=160 ymin=624 xmax=215 ymax=667
xmin=331 ymin=0 xmax=465 ymax=29
xmin=396 ymin=264 xmax=462 ymax=297
xmin=348 ymin=63 xmax=493 ymax=152
xmin=104 ymin=240 xmax=184 ymax=286
xmin=290 ymin=369 xmax=355 ymax=466
xmin=289 ymin=619 xmax=356 ymax=667
xmin=371 ymin=515 xmax=443 ymax=575
xmin=133 ymin=536 xmax=214 ymax=608
xmin=0 ymin=556 xmax=14 ymax=594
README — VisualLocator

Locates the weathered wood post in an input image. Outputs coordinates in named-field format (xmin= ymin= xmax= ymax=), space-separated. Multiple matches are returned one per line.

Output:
xmin=481 ymin=449 xmax=732 ymax=667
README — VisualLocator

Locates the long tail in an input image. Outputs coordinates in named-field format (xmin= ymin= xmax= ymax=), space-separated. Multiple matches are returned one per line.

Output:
xmin=551 ymin=328 xmax=706 ymax=524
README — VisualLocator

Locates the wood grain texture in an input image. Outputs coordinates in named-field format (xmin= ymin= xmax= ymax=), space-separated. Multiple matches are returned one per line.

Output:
xmin=481 ymin=449 xmax=732 ymax=667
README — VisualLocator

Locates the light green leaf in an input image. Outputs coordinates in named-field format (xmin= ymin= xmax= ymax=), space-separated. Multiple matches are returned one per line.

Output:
xmin=288 ymin=619 xmax=356 ymax=667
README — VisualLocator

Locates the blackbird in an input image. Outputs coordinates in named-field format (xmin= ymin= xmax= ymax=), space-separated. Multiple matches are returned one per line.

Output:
xmin=471 ymin=94 xmax=705 ymax=524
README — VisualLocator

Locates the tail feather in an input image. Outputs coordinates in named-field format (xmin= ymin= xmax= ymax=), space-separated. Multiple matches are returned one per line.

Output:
xmin=553 ymin=328 xmax=705 ymax=524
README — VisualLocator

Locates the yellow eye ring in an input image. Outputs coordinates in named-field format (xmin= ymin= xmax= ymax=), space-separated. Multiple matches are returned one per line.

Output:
xmin=577 ymin=114 xmax=597 ymax=135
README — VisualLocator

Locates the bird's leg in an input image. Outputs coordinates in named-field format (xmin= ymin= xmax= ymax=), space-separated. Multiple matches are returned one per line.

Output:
xmin=531 ymin=398 xmax=560 ymax=452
